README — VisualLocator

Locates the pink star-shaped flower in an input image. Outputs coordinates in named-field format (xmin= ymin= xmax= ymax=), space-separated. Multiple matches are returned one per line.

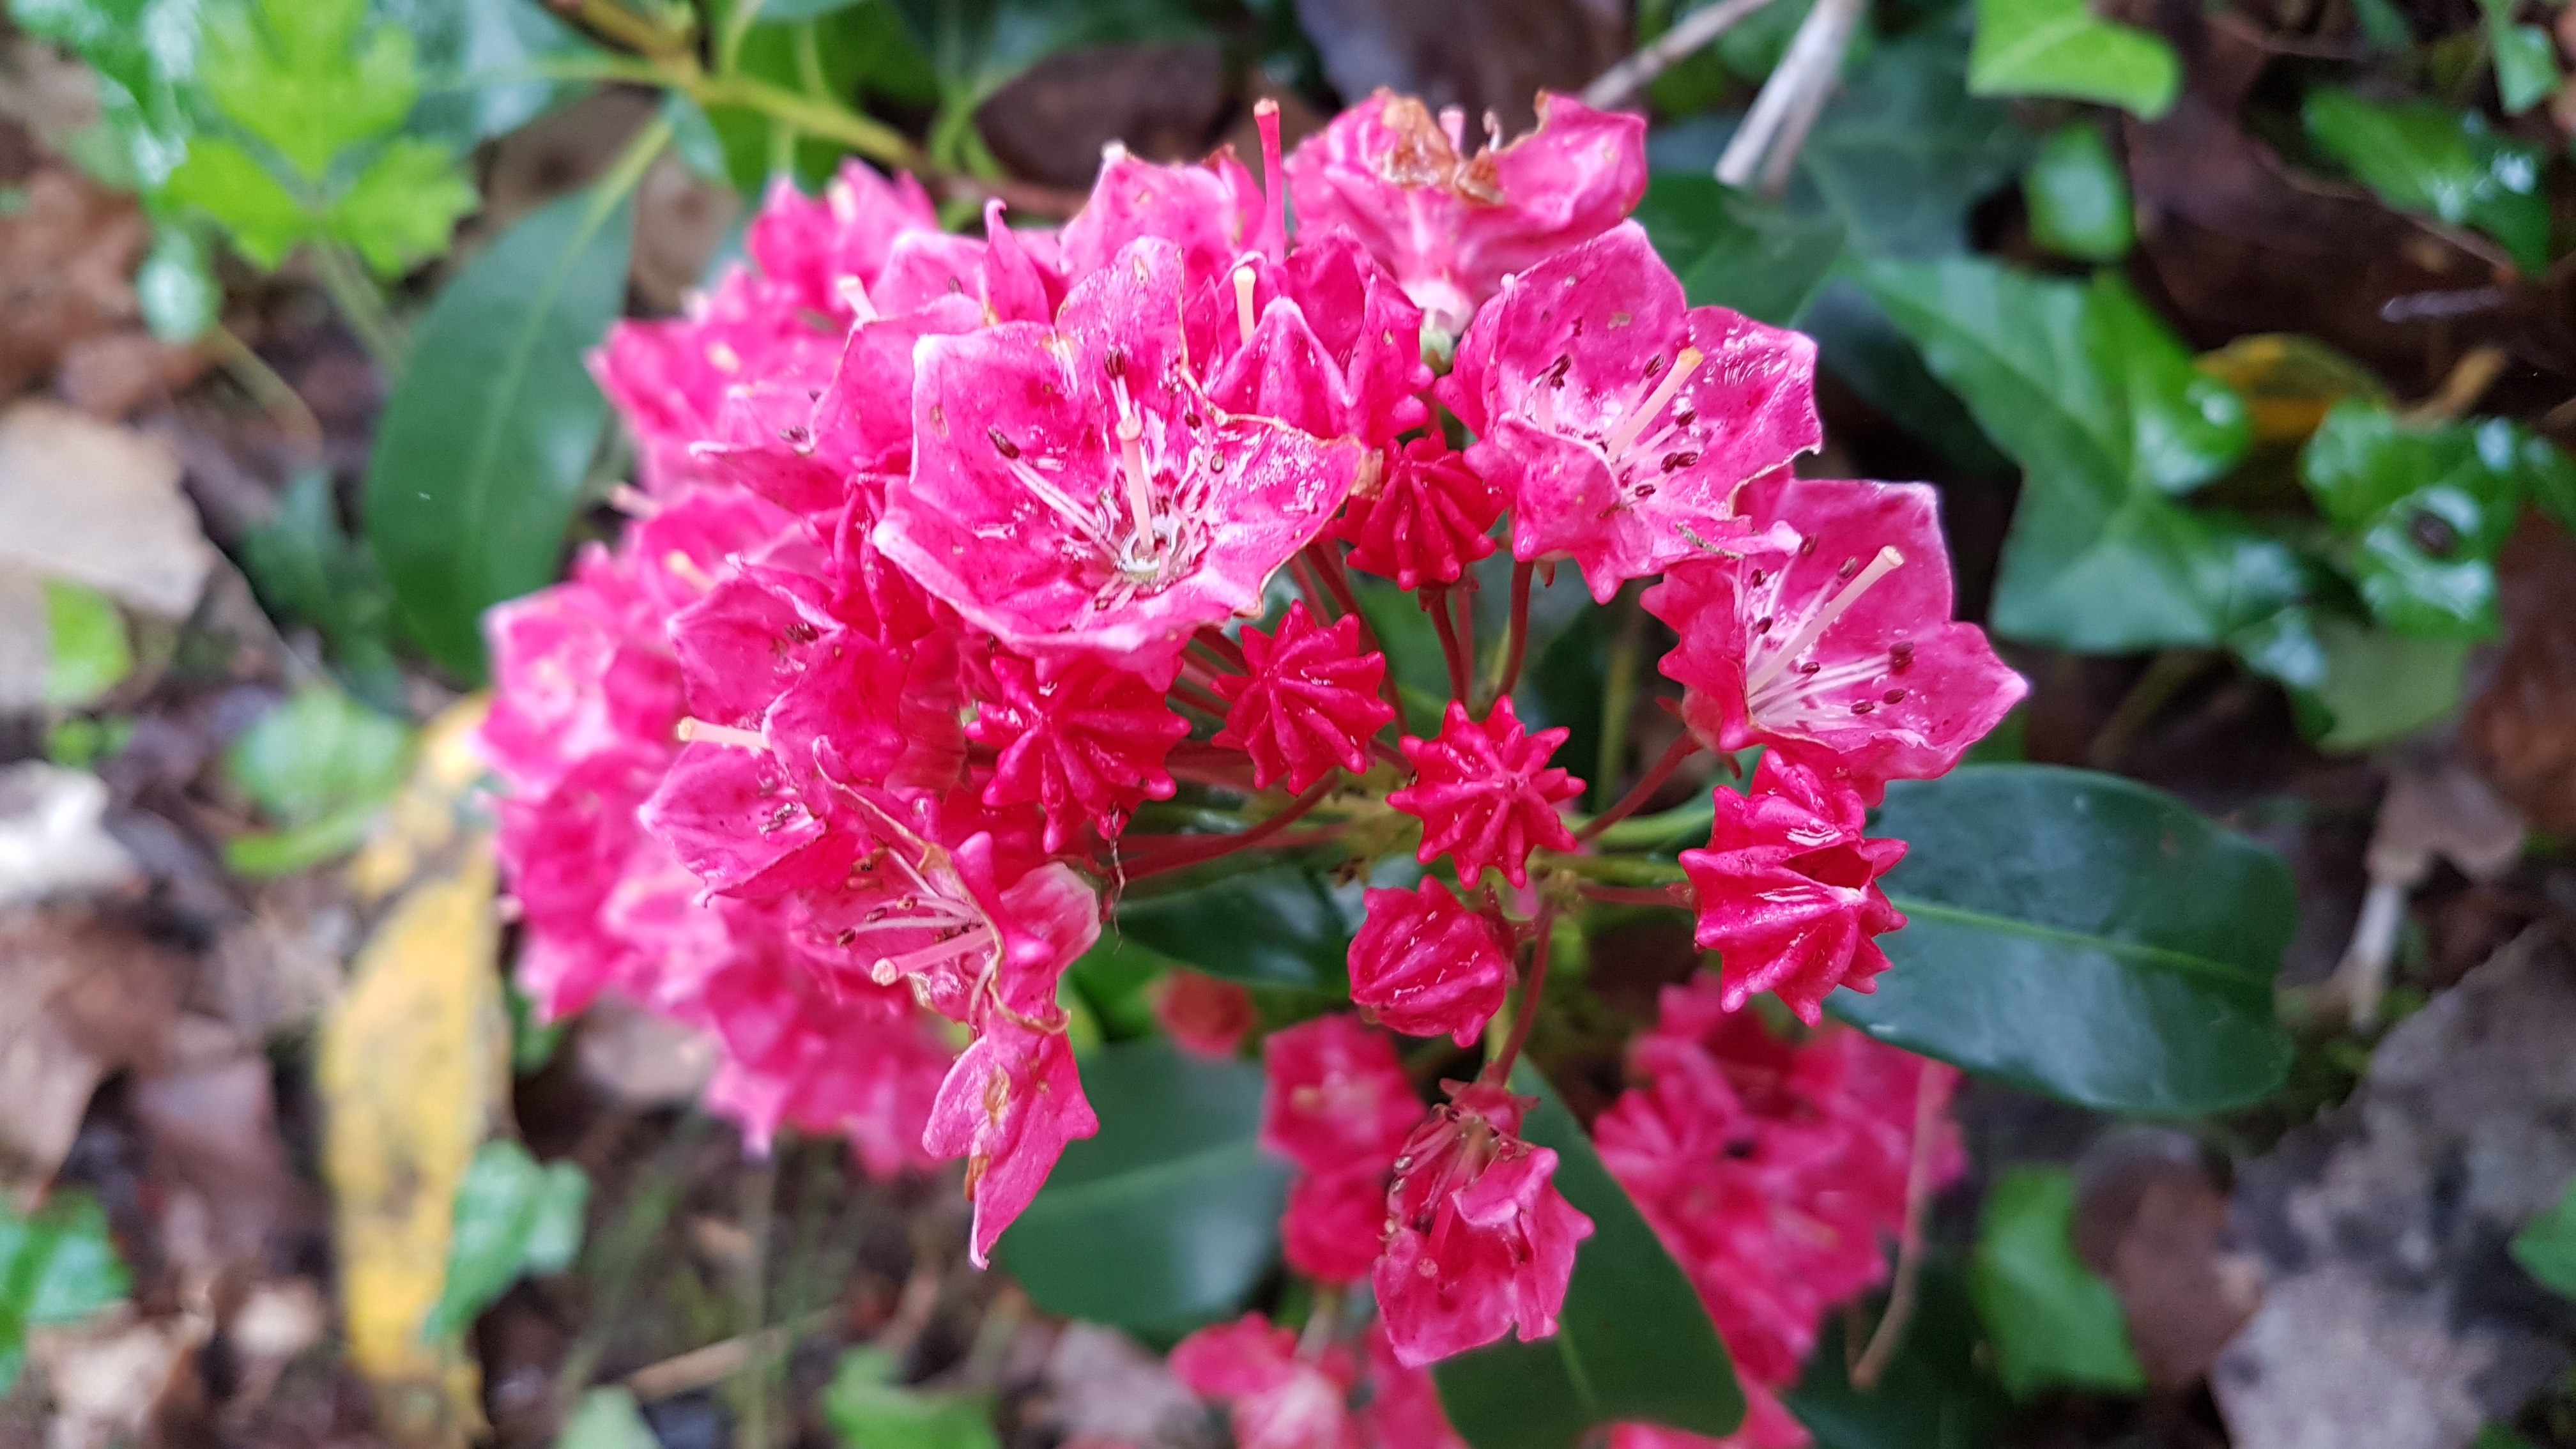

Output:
xmin=1388 ymin=699 xmax=1583 ymax=889
xmin=877 ymin=237 xmax=1368 ymax=665
xmin=1346 ymin=878 xmax=1514 ymax=1046
xmin=1438 ymin=222 xmax=1821 ymax=602
xmin=968 ymin=647 xmax=1190 ymax=852
xmin=1375 ymin=1081 xmax=1594 ymax=1367
xmin=1680 ymin=755 xmax=1908 ymax=1025
xmin=1643 ymin=475 xmax=2027 ymax=803
xmin=1259 ymin=1014 xmax=1423 ymax=1174
xmin=1335 ymin=436 xmax=1501 ymax=592
xmin=1286 ymin=90 xmax=1646 ymax=339
xmin=1211 ymin=602 xmax=1396 ymax=793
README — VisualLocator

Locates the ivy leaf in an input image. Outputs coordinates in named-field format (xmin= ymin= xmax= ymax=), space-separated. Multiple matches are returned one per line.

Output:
xmin=365 ymin=187 xmax=633 ymax=677
xmin=0 ymin=1192 xmax=130 ymax=1394
xmin=2298 ymin=400 xmax=2536 ymax=640
xmin=1000 ymin=1039 xmax=1289 ymax=1333
xmin=199 ymin=0 xmax=420 ymax=181
xmin=1861 ymin=257 xmax=2299 ymax=652
xmin=1432 ymin=1066 xmax=1744 ymax=1449
xmin=1636 ymin=174 xmax=1845 ymax=326
xmin=1797 ymin=31 xmax=2034 ymax=259
xmin=42 ymin=579 xmax=130 ymax=709
xmin=422 ymin=1140 xmax=588 ymax=1338
xmin=1971 ymin=1168 xmax=2146 ymax=1399
xmin=163 ymin=137 xmax=316 ymax=269
xmin=2301 ymin=88 xmax=2549 ymax=273
xmin=12 ymin=0 xmax=198 ymax=190
xmin=1968 ymin=0 xmax=2180 ymax=118
xmin=2231 ymin=605 xmax=2472 ymax=753
xmin=328 ymin=137 xmax=479 ymax=277
xmin=823 ymin=1348 xmax=1002 ymax=1449
xmin=2481 ymin=0 xmax=2561 ymax=116
xmin=1836 ymin=765 xmax=2296 ymax=1114
xmin=2511 ymin=1174 xmax=2576 ymax=1300
xmin=2024 ymin=123 xmax=2133 ymax=262
xmin=224 ymin=685 xmax=415 ymax=829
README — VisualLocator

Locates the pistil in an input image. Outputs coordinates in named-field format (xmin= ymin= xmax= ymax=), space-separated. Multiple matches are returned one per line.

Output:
xmin=676 ymin=718 xmax=767 ymax=751
xmin=1602 ymin=346 xmax=1704 ymax=461
xmin=1744 ymin=545 xmax=1905 ymax=696
xmin=1234 ymin=264 xmax=1258 ymax=346
xmin=1116 ymin=411 xmax=1158 ymax=551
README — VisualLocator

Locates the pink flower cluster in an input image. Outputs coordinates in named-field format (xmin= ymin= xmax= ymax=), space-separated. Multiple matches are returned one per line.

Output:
xmin=482 ymin=78 xmax=2022 ymax=1384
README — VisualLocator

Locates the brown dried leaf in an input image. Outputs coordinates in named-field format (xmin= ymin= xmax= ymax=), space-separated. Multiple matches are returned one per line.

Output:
xmin=0 ymin=401 xmax=211 ymax=618
xmin=2465 ymin=515 xmax=2576 ymax=833
xmin=0 ymin=908 xmax=182 ymax=1195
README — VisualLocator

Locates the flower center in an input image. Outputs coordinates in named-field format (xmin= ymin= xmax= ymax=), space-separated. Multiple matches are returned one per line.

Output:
xmin=1743 ymin=544 xmax=1903 ymax=708
xmin=1603 ymin=346 xmax=1704 ymax=463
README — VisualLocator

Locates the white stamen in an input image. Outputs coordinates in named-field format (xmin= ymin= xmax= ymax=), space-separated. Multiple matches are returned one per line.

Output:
xmin=1603 ymin=346 xmax=1703 ymax=461
xmin=836 ymin=275 xmax=878 ymax=321
xmin=1233 ymin=264 xmax=1258 ymax=346
xmin=677 ymin=717 xmax=768 ymax=751
xmin=1744 ymin=546 xmax=1905 ymax=696
xmin=1007 ymin=459 xmax=1116 ymax=552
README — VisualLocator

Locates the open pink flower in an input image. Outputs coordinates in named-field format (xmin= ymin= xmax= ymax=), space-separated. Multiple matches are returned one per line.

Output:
xmin=1336 ymin=437 xmax=1501 ymax=592
xmin=1346 ymin=878 xmax=1513 ymax=1045
xmin=1061 ymin=142 xmax=1266 ymax=286
xmin=593 ymin=269 xmax=841 ymax=491
xmin=925 ymin=1011 xmax=1099 ymax=1266
xmin=1388 ymin=699 xmax=1583 ymax=889
xmin=878 ymin=237 xmax=1368 ymax=664
xmin=1259 ymin=1014 xmax=1422 ymax=1174
xmin=1286 ymin=91 xmax=1646 ymax=339
xmin=1439 ymin=223 xmax=1820 ymax=602
xmin=1170 ymin=1315 xmax=1361 ymax=1449
xmin=744 ymin=158 xmax=942 ymax=320
xmin=968 ymin=647 xmax=1188 ymax=851
xmin=1681 ymin=754 xmax=1906 ymax=1024
xmin=1644 ymin=476 xmax=2027 ymax=802
xmin=1211 ymin=602 xmax=1396 ymax=793
xmin=1282 ymin=1167 xmax=1392 ymax=1284
xmin=1609 ymin=1389 xmax=1809 ymax=1449
xmin=1375 ymin=1081 xmax=1593 ymax=1367
xmin=1188 ymin=229 xmax=1432 ymax=449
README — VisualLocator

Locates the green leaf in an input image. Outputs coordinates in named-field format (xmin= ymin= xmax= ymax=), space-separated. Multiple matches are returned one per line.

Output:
xmin=1834 ymin=765 xmax=2296 ymax=1114
xmin=1971 ymin=1167 xmax=2145 ymax=1399
xmin=14 ymin=0 xmax=198 ymax=191
xmin=1636 ymin=174 xmax=1845 ymax=326
xmin=1796 ymin=32 xmax=2034 ymax=259
xmin=2481 ymin=0 xmax=2562 ymax=116
xmin=1114 ymin=861 xmax=1352 ymax=990
xmin=136 ymin=224 xmax=220 ymax=342
xmin=199 ymin=0 xmax=421 ymax=181
xmin=2301 ymin=89 xmax=2549 ymax=273
xmin=1000 ymin=1039 xmax=1289 ymax=1333
xmin=164 ymin=137 xmax=317 ymax=270
xmin=423 ymin=1139 xmax=589 ymax=1338
xmin=554 ymin=1387 xmax=659 ymax=1449
xmin=42 ymin=579 xmax=130 ymax=708
xmin=2513 ymin=1174 xmax=2576 ymax=1299
xmin=224 ymin=685 xmax=413 ymax=827
xmin=329 ymin=138 xmax=479 ymax=278
xmin=1432 ymin=1065 xmax=1744 ymax=1449
xmin=390 ymin=0 xmax=601 ymax=146
xmin=823 ymin=1348 xmax=1002 ymax=1449
xmin=891 ymin=0 xmax=1210 ymax=102
xmin=1969 ymin=0 xmax=2179 ymax=117
xmin=1790 ymin=1262 xmax=2012 ymax=1449
xmin=767 ymin=0 xmax=877 ymax=17
xmin=1861 ymin=257 xmax=2298 ymax=651
xmin=0 ymin=1191 xmax=130 ymax=1395
xmin=365 ymin=186 xmax=632 ymax=677
xmin=702 ymin=5 xmax=940 ymax=192
xmin=2232 ymin=606 xmax=2471 ymax=752
xmin=2298 ymin=401 xmax=2531 ymax=640
xmin=2024 ymin=123 xmax=2133 ymax=262
xmin=239 ymin=469 xmax=404 ymax=708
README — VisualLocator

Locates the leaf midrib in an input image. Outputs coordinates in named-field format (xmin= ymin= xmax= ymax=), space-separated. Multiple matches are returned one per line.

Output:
xmin=1885 ymin=894 xmax=2273 ymax=1001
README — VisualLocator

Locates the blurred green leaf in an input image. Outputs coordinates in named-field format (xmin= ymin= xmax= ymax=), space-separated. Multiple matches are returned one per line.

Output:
xmin=239 ymin=470 xmax=404 ymax=708
xmin=890 ymin=0 xmax=1211 ymax=102
xmin=2299 ymin=401 xmax=2539 ymax=639
xmin=553 ymin=1388 xmax=658 ymax=1449
xmin=1114 ymin=861 xmax=1351 ymax=990
xmin=1434 ymin=1066 xmax=1744 ymax=1449
xmin=2481 ymin=0 xmax=2561 ymax=115
xmin=703 ymin=4 xmax=939 ymax=192
xmin=2510 ymin=1174 xmax=2576 ymax=1300
xmin=136 ymin=224 xmax=219 ymax=341
xmin=823 ymin=1348 xmax=1002 ymax=1449
xmin=1837 ymin=765 xmax=2296 ymax=1114
xmin=199 ymin=0 xmax=419 ymax=181
xmin=2232 ymin=605 xmax=2471 ymax=752
xmin=767 ymin=0 xmax=877 ymax=17
xmin=1971 ymin=1167 xmax=2145 ymax=1399
xmin=1001 ymin=1039 xmax=1289 ymax=1333
xmin=1791 ymin=1262 xmax=2012 ymax=1449
xmin=328 ymin=137 xmax=478 ymax=277
xmin=2024 ymin=123 xmax=2133 ymax=261
xmin=1637 ymin=174 xmax=1845 ymax=326
xmin=224 ymin=684 xmax=415 ymax=829
xmin=164 ymin=137 xmax=314 ymax=268
xmin=0 ymin=1192 xmax=130 ymax=1394
xmin=390 ymin=0 xmax=601 ymax=146
xmin=2302 ymin=88 xmax=2549 ymax=273
xmin=1798 ymin=32 xmax=2033 ymax=258
xmin=1862 ymin=257 xmax=2299 ymax=652
xmin=1969 ymin=0 xmax=2179 ymax=117
xmin=365 ymin=187 xmax=632 ymax=678
xmin=42 ymin=579 xmax=130 ymax=708
xmin=12 ymin=0 xmax=199 ymax=190
xmin=424 ymin=1140 xmax=588 ymax=1338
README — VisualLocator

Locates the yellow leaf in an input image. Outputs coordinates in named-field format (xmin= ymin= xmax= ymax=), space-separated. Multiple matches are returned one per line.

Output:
xmin=319 ymin=834 xmax=508 ymax=1446
xmin=349 ymin=694 xmax=490 ymax=906
xmin=2197 ymin=334 xmax=2388 ymax=447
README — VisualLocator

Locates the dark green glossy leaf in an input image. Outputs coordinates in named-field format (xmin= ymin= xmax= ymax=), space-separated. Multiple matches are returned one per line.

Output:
xmin=2491 ymin=23 xmax=2561 ymax=115
xmin=2298 ymin=400 xmax=2539 ymax=640
xmin=2231 ymin=605 xmax=2471 ymax=753
xmin=1968 ymin=0 xmax=2179 ymax=117
xmin=1433 ymin=1066 xmax=1743 ymax=1449
xmin=1834 ymin=765 xmax=2296 ymax=1114
xmin=824 ymin=1348 xmax=1001 ymax=1449
xmin=1352 ymin=576 xmax=1451 ymax=737
xmin=365 ymin=187 xmax=632 ymax=677
xmin=424 ymin=1139 xmax=588 ymax=1338
xmin=1862 ymin=257 xmax=2301 ymax=651
xmin=1971 ymin=1167 xmax=2145 ymax=1399
xmin=2301 ymin=89 xmax=2548 ymax=273
xmin=1636 ymin=174 xmax=1844 ymax=326
xmin=0 ymin=1191 xmax=130 ymax=1394
xmin=1797 ymin=33 xmax=2033 ymax=259
xmin=15 ymin=0 xmax=199 ymax=197
xmin=1000 ymin=1040 xmax=1289 ymax=1333
xmin=2511 ymin=1173 xmax=2576 ymax=1300
xmin=2024 ymin=123 xmax=2133 ymax=262
xmin=1114 ymin=861 xmax=1351 ymax=990
xmin=891 ymin=0 xmax=1210 ymax=100
xmin=1790 ymin=1262 xmax=2010 ymax=1449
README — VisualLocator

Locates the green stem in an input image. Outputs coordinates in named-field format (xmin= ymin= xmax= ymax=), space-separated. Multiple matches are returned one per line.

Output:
xmin=1593 ymin=586 xmax=1645 ymax=809
xmin=310 ymin=241 xmax=408 ymax=376
xmin=718 ymin=0 xmax=767 ymax=74
xmin=1591 ymin=795 xmax=1717 ymax=851
xmin=1545 ymin=852 xmax=1687 ymax=886
xmin=693 ymin=71 xmax=919 ymax=169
